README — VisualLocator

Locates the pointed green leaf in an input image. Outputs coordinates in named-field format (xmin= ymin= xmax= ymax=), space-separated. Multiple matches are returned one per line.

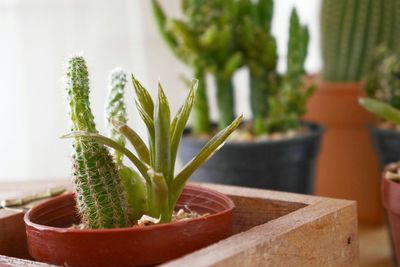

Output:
xmin=359 ymin=98 xmax=400 ymax=125
xmin=154 ymin=82 xmax=171 ymax=183
xmin=172 ymin=114 xmax=243 ymax=202
xmin=131 ymin=74 xmax=154 ymax=119
xmin=62 ymin=131 xmax=151 ymax=184
xmin=112 ymin=120 xmax=150 ymax=164
xmin=169 ymin=79 xmax=197 ymax=177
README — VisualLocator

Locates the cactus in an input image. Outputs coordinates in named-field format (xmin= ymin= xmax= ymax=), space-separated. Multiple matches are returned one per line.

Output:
xmin=364 ymin=46 xmax=400 ymax=110
xmin=321 ymin=0 xmax=400 ymax=81
xmin=64 ymin=64 xmax=242 ymax=224
xmin=151 ymin=0 xmax=211 ymax=134
xmin=152 ymin=0 xmax=242 ymax=131
xmin=152 ymin=0 xmax=311 ymax=136
xmin=105 ymin=68 xmax=128 ymax=165
xmin=65 ymin=56 xmax=129 ymax=229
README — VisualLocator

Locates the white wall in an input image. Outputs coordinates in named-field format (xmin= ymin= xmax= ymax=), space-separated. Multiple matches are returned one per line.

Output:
xmin=0 ymin=0 xmax=321 ymax=181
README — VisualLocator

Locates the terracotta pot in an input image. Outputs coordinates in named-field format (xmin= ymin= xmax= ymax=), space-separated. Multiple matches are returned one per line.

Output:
xmin=382 ymin=163 xmax=400 ymax=263
xmin=304 ymin=81 xmax=383 ymax=224
xmin=24 ymin=184 xmax=234 ymax=267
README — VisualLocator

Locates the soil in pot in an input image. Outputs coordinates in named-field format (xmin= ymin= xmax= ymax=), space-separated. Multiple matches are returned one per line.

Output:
xmin=304 ymin=81 xmax=383 ymax=224
xmin=179 ymin=121 xmax=323 ymax=194
xmin=24 ymin=184 xmax=234 ymax=267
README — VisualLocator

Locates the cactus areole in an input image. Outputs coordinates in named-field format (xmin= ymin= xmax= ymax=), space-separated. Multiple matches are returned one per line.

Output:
xmin=24 ymin=56 xmax=241 ymax=266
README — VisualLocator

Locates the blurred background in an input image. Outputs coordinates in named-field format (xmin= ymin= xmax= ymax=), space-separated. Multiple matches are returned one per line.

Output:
xmin=0 ymin=0 xmax=321 ymax=181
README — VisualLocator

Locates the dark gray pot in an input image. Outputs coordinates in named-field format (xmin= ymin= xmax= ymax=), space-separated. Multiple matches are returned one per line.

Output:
xmin=370 ymin=126 xmax=400 ymax=167
xmin=179 ymin=121 xmax=323 ymax=194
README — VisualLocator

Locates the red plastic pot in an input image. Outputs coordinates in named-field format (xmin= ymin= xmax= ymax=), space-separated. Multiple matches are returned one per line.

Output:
xmin=24 ymin=184 xmax=234 ymax=267
xmin=382 ymin=163 xmax=400 ymax=263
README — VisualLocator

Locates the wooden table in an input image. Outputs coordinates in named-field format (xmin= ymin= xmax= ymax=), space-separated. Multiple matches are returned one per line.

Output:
xmin=0 ymin=180 xmax=360 ymax=266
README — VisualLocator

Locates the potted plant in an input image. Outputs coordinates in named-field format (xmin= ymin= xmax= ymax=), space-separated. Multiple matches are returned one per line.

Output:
xmin=304 ymin=0 xmax=400 ymax=224
xmin=152 ymin=0 xmax=323 ymax=194
xmin=24 ymin=56 xmax=242 ymax=267
xmin=364 ymin=46 xmax=400 ymax=168
xmin=359 ymin=97 xmax=400 ymax=263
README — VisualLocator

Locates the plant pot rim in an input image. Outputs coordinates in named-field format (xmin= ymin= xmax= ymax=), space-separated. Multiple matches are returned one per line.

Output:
xmin=24 ymin=184 xmax=234 ymax=234
xmin=183 ymin=120 xmax=324 ymax=147
xmin=369 ymin=124 xmax=400 ymax=134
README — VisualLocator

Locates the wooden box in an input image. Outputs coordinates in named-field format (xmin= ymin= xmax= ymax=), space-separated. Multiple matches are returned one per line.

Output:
xmin=0 ymin=181 xmax=359 ymax=266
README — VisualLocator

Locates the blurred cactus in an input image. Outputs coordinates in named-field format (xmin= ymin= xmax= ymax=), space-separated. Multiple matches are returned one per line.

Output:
xmin=151 ymin=0 xmax=242 ymax=131
xmin=64 ymin=64 xmax=242 ymax=224
xmin=152 ymin=0 xmax=311 ymax=136
xmin=364 ymin=46 xmax=400 ymax=110
xmin=321 ymin=0 xmax=400 ymax=81
xmin=105 ymin=68 xmax=128 ymax=165
xmin=65 ymin=56 xmax=129 ymax=229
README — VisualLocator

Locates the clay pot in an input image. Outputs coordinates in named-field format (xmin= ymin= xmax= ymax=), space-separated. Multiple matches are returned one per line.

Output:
xmin=179 ymin=122 xmax=323 ymax=194
xmin=24 ymin=184 xmax=234 ymax=267
xmin=304 ymin=81 xmax=383 ymax=224
xmin=382 ymin=163 xmax=400 ymax=263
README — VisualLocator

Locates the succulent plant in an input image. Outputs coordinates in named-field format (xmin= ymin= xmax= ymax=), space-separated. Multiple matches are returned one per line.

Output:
xmin=63 ymin=56 xmax=242 ymax=225
xmin=152 ymin=0 xmax=242 ymax=131
xmin=364 ymin=46 xmax=400 ymax=110
xmin=64 ymin=56 xmax=129 ymax=229
xmin=321 ymin=0 xmax=400 ymax=81
xmin=359 ymin=98 xmax=400 ymax=125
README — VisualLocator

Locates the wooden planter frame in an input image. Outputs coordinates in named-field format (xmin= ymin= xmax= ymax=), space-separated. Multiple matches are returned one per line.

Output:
xmin=0 ymin=182 xmax=359 ymax=266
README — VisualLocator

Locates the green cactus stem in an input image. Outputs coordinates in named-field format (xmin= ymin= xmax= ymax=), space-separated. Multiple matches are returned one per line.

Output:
xmin=192 ymin=67 xmax=212 ymax=134
xmin=151 ymin=0 xmax=212 ymax=134
xmin=321 ymin=0 xmax=400 ymax=81
xmin=105 ymin=68 xmax=128 ymax=165
xmin=66 ymin=56 xmax=129 ymax=229
xmin=215 ymin=74 xmax=235 ymax=129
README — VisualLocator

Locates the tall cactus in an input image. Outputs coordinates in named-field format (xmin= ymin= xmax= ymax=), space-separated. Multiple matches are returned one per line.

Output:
xmin=266 ymin=8 xmax=313 ymax=133
xmin=152 ymin=0 xmax=242 ymax=131
xmin=152 ymin=0 xmax=211 ymax=134
xmin=105 ymin=68 xmax=128 ymax=165
xmin=237 ymin=0 xmax=278 ymax=135
xmin=321 ymin=0 xmax=400 ymax=81
xmin=66 ymin=56 xmax=129 ymax=229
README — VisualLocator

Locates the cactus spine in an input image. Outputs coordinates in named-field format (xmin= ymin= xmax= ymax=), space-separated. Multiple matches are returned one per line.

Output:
xmin=66 ymin=57 xmax=129 ymax=229
xmin=106 ymin=68 xmax=128 ymax=165
xmin=321 ymin=0 xmax=400 ymax=81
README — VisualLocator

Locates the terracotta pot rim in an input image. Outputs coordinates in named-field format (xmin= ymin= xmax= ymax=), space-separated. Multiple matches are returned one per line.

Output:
xmin=24 ymin=184 xmax=234 ymax=234
xmin=183 ymin=121 xmax=323 ymax=147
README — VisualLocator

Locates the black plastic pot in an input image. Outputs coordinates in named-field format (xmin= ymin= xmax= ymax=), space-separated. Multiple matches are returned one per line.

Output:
xmin=370 ymin=126 xmax=400 ymax=167
xmin=180 ymin=121 xmax=323 ymax=194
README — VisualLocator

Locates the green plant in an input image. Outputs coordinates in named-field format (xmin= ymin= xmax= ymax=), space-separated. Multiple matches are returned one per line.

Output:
xmin=63 ymin=56 xmax=242 ymax=226
xmin=65 ymin=57 xmax=129 ymax=229
xmin=359 ymin=98 xmax=400 ymax=125
xmin=321 ymin=0 xmax=400 ymax=81
xmin=152 ymin=0 xmax=243 ymax=132
xmin=364 ymin=46 xmax=400 ymax=110
xmin=152 ymin=1 xmax=312 ymax=136
xmin=238 ymin=2 xmax=313 ymax=134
